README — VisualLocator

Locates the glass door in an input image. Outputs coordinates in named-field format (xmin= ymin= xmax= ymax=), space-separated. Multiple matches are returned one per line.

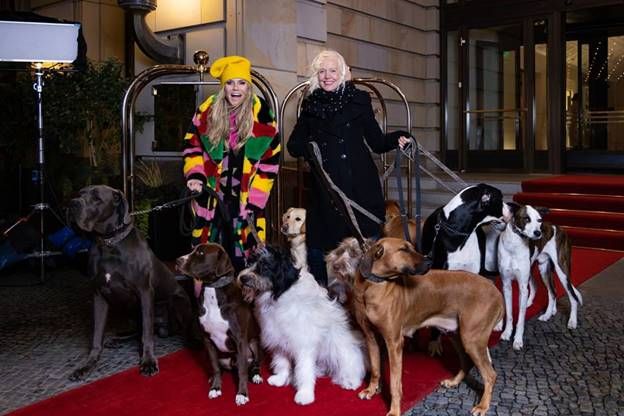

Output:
xmin=464 ymin=24 xmax=526 ymax=170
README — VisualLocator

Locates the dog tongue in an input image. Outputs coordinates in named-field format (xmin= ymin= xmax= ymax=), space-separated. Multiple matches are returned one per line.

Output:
xmin=194 ymin=279 xmax=202 ymax=298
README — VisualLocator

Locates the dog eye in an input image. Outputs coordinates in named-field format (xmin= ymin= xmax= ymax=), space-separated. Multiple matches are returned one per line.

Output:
xmin=537 ymin=219 xmax=543 ymax=223
xmin=295 ymin=217 xmax=301 ymax=221
xmin=524 ymin=216 xmax=530 ymax=222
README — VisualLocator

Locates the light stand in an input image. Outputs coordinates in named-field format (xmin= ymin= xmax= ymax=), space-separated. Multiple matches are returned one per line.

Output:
xmin=3 ymin=64 xmax=64 ymax=283
xmin=0 ymin=20 xmax=81 ymax=282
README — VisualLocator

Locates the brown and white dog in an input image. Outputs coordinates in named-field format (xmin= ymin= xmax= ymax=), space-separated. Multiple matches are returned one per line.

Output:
xmin=497 ymin=202 xmax=583 ymax=350
xmin=281 ymin=207 xmax=307 ymax=270
xmin=330 ymin=237 xmax=504 ymax=416
xmin=176 ymin=243 xmax=263 ymax=405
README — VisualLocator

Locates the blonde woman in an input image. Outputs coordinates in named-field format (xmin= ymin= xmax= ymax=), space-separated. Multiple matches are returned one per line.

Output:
xmin=183 ymin=55 xmax=280 ymax=271
xmin=287 ymin=50 xmax=410 ymax=286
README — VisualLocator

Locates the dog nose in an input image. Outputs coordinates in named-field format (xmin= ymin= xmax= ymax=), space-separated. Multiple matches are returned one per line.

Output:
xmin=239 ymin=274 xmax=253 ymax=286
xmin=281 ymin=224 xmax=288 ymax=232
xmin=69 ymin=199 xmax=81 ymax=213
xmin=533 ymin=230 xmax=542 ymax=238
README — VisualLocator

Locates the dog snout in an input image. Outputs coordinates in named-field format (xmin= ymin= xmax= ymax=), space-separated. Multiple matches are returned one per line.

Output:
xmin=239 ymin=274 xmax=253 ymax=287
xmin=175 ymin=256 xmax=187 ymax=272
xmin=281 ymin=223 xmax=289 ymax=233
xmin=69 ymin=198 xmax=82 ymax=215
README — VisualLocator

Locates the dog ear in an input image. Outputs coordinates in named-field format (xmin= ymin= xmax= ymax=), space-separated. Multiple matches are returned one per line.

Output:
xmin=300 ymin=219 xmax=306 ymax=234
xmin=358 ymin=243 xmax=377 ymax=279
xmin=272 ymin=249 xmax=299 ymax=299
xmin=113 ymin=190 xmax=131 ymax=226
xmin=374 ymin=244 xmax=384 ymax=260
xmin=215 ymin=248 xmax=234 ymax=277
xmin=502 ymin=201 xmax=520 ymax=222
xmin=535 ymin=206 xmax=549 ymax=217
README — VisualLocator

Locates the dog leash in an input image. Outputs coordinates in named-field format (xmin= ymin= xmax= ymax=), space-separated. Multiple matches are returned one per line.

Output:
xmin=306 ymin=141 xmax=379 ymax=250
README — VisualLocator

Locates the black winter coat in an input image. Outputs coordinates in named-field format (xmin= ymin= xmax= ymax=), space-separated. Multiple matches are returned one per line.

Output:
xmin=287 ymin=87 xmax=404 ymax=251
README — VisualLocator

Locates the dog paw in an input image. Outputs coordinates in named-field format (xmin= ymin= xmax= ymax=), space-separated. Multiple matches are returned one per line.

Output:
xmin=567 ymin=317 xmax=578 ymax=329
xmin=512 ymin=339 xmax=523 ymax=350
xmin=268 ymin=373 xmax=289 ymax=387
xmin=538 ymin=311 xmax=553 ymax=322
xmin=428 ymin=339 xmax=443 ymax=357
xmin=69 ymin=367 xmax=89 ymax=382
xmin=358 ymin=385 xmax=379 ymax=400
xmin=500 ymin=330 xmax=512 ymax=341
xmin=235 ymin=394 xmax=249 ymax=406
xmin=294 ymin=389 xmax=314 ymax=405
xmin=440 ymin=378 xmax=460 ymax=388
xmin=471 ymin=404 xmax=489 ymax=416
xmin=208 ymin=389 xmax=222 ymax=399
xmin=139 ymin=359 xmax=159 ymax=376
xmin=336 ymin=377 xmax=362 ymax=390
xmin=252 ymin=374 xmax=263 ymax=384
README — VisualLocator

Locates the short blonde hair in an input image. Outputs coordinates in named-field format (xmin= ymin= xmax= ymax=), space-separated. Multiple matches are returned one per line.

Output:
xmin=307 ymin=50 xmax=349 ymax=93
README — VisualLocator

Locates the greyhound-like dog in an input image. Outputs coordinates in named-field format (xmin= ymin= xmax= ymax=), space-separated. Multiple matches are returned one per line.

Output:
xmin=352 ymin=238 xmax=504 ymax=416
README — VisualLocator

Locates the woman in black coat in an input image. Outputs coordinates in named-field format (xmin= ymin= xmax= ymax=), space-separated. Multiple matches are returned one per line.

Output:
xmin=287 ymin=50 xmax=410 ymax=286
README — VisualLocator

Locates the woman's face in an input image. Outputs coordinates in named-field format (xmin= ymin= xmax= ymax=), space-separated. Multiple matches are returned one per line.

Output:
xmin=317 ymin=57 xmax=341 ymax=92
xmin=224 ymin=78 xmax=249 ymax=107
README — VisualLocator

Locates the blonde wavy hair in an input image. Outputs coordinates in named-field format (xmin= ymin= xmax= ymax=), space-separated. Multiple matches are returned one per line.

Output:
xmin=307 ymin=50 xmax=349 ymax=93
xmin=206 ymin=83 xmax=254 ymax=151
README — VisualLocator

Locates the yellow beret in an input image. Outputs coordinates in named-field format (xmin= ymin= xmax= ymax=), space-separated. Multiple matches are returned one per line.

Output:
xmin=210 ymin=55 xmax=252 ymax=85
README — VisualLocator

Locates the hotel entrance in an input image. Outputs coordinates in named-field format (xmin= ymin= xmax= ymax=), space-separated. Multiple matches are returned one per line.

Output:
xmin=442 ymin=0 xmax=624 ymax=173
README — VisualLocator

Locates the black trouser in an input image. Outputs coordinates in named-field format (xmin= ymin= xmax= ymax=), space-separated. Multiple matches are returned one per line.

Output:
xmin=307 ymin=247 xmax=328 ymax=287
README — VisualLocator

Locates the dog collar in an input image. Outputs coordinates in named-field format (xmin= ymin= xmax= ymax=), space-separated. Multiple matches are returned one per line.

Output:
xmin=206 ymin=274 xmax=234 ymax=289
xmin=435 ymin=213 xmax=471 ymax=238
xmin=362 ymin=272 xmax=397 ymax=283
xmin=100 ymin=222 xmax=134 ymax=246
xmin=511 ymin=223 xmax=529 ymax=240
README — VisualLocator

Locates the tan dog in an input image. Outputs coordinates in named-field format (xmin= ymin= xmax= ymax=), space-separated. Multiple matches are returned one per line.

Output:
xmin=352 ymin=237 xmax=504 ymax=416
xmin=383 ymin=200 xmax=419 ymax=243
xmin=281 ymin=207 xmax=307 ymax=270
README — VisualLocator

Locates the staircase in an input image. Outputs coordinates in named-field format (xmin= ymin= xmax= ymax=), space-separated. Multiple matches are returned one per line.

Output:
xmin=513 ymin=175 xmax=624 ymax=251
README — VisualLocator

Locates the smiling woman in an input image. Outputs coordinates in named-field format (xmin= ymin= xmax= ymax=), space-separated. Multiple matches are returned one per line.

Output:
xmin=182 ymin=55 xmax=280 ymax=271
xmin=287 ymin=49 xmax=411 ymax=286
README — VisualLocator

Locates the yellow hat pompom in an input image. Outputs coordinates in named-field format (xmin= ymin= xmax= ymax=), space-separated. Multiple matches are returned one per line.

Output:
xmin=210 ymin=55 xmax=252 ymax=85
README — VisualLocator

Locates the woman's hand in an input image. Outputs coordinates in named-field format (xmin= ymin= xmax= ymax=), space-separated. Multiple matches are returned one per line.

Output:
xmin=186 ymin=179 xmax=203 ymax=193
xmin=398 ymin=136 xmax=412 ymax=150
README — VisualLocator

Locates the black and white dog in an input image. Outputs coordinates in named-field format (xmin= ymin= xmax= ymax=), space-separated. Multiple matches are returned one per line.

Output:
xmin=422 ymin=183 xmax=504 ymax=275
xmin=420 ymin=183 xmax=504 ymax=355
xmin=498 ymin=202 xmax=583 ymax=350
xmin=238 ymin=246 xmax=366 ymax=405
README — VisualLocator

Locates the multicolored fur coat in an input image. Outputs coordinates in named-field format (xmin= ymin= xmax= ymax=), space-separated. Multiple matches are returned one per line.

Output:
xmin=183 ymin=94 xmax=280 ymax=264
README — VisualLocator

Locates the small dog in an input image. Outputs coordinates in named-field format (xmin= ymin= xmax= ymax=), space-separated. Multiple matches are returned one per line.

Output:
xmin=238 ymin=246 xmax=367 ymax=405
xmin=383 ymin=200 xmax=419 ymax=243
xmin=354 ymin=238 xmax=504 ymax=416
xmin=68 ymin=185 xmax=194 ymax=381
xmin=498 ymin=202 xmax=583 ymax=350
xmin=176 ymin=243 xmax=262 ymax=405
xmin=281 ymin=207 xmax=307 ymax=270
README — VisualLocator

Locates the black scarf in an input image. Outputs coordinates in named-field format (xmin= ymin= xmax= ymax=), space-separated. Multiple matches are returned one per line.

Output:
xmin=302 ymin=81 xmax=357 ymax=120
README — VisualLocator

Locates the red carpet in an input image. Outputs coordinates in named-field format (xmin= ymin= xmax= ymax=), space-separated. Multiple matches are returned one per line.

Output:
xmin=514 ymin=175 xmax=624 ymax=251
xmin=8 ymin=248 xmax=624 ymax=416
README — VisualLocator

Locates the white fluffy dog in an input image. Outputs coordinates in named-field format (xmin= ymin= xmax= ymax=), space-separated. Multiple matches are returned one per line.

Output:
xmin=238 ymin=246 xmax=367 ymax=405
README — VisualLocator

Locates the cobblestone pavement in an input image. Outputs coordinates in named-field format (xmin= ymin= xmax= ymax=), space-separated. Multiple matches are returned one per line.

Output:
xmin=406 ymin=259 xmax=624 ymax=416
xmin=0 ymin=264 xmax=185 ymax=415
xmin=1 ymin=259 xmax=623 ymax=416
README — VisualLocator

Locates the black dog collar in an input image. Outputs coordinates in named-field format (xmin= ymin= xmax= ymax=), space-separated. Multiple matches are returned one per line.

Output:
xmin=206 ymin=274 xmax=234 ymax=289
xmin=100 ymin=221 xmax=134 ymax=246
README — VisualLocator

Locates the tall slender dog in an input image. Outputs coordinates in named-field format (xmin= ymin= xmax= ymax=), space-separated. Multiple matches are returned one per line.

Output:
xmin=498 ymin=202 xmax=583 ymax=350
xmin=350 ymin=237 xmax=504 ymax=416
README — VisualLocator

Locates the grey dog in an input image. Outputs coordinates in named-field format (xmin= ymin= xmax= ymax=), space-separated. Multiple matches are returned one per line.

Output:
xmin=68 ymin=185 xmax=194 ymax=380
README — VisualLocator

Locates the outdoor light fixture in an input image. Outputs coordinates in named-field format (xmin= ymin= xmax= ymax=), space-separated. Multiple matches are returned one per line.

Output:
xmin=0 ymin=19 xmax=81 ymax=282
